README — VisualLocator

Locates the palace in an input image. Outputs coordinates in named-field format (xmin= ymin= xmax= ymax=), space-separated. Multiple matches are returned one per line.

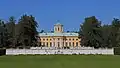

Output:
xmin=38 ymin=21 xmax=81 ymax=48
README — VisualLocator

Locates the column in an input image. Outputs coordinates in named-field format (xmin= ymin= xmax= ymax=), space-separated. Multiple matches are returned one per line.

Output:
xmin=55 ymin=38 xmax=57 ymax=47
xmin=60 ymin=38 xmax=62 ymax=48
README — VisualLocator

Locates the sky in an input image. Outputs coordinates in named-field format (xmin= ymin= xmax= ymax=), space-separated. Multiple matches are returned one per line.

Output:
xmin=0 ymin=0 xmax=120 ymax=32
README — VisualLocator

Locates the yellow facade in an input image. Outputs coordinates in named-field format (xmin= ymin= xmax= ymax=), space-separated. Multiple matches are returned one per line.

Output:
xmin=39 ymin=22 xmax=81 ymax=48
xmin=40 ymin=36 xmax=81 ymax=47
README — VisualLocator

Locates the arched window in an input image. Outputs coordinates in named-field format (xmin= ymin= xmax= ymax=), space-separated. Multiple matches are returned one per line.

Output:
xmin=54 ymin=42 xmax=55 ymax=46
xmin=76 ymin=42 xmax=78 ymax=47
xmin=73 ymin=42 xmax=74 ymax=46
xmin=46 ymin=42 xmax=48 ymax=47
xmin=58 ymin=27 xmax=59 ymax=31
xmin=66 ymin=42 xmax=68 ymax=46
xmin=58 ymin=38 xmax=60 ymax=40
xmin=43 ymin=42 xmax=45 ymax=46
xmin=55 ymin=27 xmax=57 ymax=31
xmin=69 ymin=42 xmax=71 ymax=46
xmin=50 ymin=42 xmax=52 ymax=47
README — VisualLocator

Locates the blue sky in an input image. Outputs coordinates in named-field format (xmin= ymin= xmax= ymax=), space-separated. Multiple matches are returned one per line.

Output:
xmin=0 ymin=0 xmax=120 ymax=32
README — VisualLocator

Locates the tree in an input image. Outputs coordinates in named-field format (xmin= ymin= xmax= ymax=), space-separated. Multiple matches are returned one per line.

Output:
xmin=40 ymin=30 xmax=44 ymax=33
xmin=0 ymin=20 xmax=4 ymax=48
xmin=17 ymin=14 xmax=38 ymax=48
xmin=5 ymin=16 xmax=16 ymax=48
xmin=110 ymin=18 xmax=120 ymax=47
xmin=100 ymin=25 xmax=112 ymax=48
xmin=0 ymin=20 xmax=8 ymax=48
xmin=79 ymin=16 xmax=102 ymax=48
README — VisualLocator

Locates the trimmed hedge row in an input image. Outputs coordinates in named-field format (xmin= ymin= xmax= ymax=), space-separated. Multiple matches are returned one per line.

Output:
xmin=114 ymin=47 xmax=120 ymax=55
xmin=0 ymin=49 xmax=6 ymax=56
xmin=0 ymin=48 xmax=119 ymax=55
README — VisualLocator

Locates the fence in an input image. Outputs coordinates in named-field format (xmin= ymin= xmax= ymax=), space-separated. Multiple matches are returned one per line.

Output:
xmin=6 ymin=48 xmax=114 ymax=55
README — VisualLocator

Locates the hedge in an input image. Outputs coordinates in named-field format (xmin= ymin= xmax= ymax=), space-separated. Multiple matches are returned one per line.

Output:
xmin=0 ymin=49 xmax=6 ymax=56
xmin=114 ymin=47 xmax=120 ymax=55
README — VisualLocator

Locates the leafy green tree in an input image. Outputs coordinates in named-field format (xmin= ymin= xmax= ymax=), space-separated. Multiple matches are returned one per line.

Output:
xmin=5 ymin=16 xmax=16 ymax=48
xmin=79 ymin=16 xmax=102 ymax=48
xmin=17 ymin=14 xmax=38 ymax=48
xmin=110 ymin=18 xmax=120 ymax=47
xmin=100 ymin=25 xmax=113 ymax=48
xmin=0 ymin=20 xmax=4 ymax=48
xmin=0 ymin=20 xmax=8 ymax=48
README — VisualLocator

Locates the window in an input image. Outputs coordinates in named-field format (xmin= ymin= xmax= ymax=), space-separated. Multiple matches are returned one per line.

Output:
xmin=46 ymin=39 xmax=48 ymax=41
xmin=73 ymin=42 xmax=74 ymax=46
xmin=63 ymin=42 xmax=64 ymax=46
xmin=76 ymin=42 xmax=78 ymax=47
xmin=43 ymin=42 xmax=45 ymax=45
xmin=41 ymin=42 xmax=43 ymax=45
xmin=43 ymin=39 xmax=45 ymax=41
xmin=50 ymin=42 xmax=52 ymax=47
xmin=39 ymin=42 xmax=41 ymax=46
xmin=76 ymin=39 xmax=78 ymax=41
xmin=66 ymin=42 xmax=68 ymax=46
xmin=54 ymin=42 xmax=55 ymax=46
xmin=73 ymin=39 xmax=74 ymax=41
xmin=58 ymin=38 xmax=60 ymax=40
xmin=66 ymin=38 xmax=68 ymax=40
xmin=50 ymin=39 xmax=52 ymax=41
xmin=69 ymin=39 xmax=71 ymax=41
xmin=46 ymin=42 xmax=48 ymax=46
xmin=69 ymin=42 xmax=71 ymax=46
xmin=58 ymin=42 xmax=60 ymax=47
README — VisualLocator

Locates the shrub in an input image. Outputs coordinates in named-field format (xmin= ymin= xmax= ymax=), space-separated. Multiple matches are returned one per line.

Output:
xmin=0 ymin=49 xmax=6 ymax=56
xmin=114 ymin=47 xmax=120 ymax=55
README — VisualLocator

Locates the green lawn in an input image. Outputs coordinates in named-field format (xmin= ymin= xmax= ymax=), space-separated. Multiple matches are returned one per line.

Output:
xmin=0 ymin=55 xmax=120 ymax=68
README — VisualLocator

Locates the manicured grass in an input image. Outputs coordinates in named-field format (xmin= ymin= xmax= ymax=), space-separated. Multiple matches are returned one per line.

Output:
xmin=0 ymin=55 xmax=120 ymax=68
